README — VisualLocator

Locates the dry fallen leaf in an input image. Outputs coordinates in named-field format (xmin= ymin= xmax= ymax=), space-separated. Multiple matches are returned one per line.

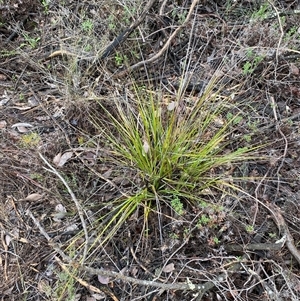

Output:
xmin=17 ymin=126 xmax=31 ymax=133
xmin=162 ymin=263 xmax=175 ymax=273
xmin=89 ymin=294 xmax=106 ymax=300
xmin=102 ymin=168 xmax=113 ymax=178
xmin=53 ymin=151 xmax=73 ymax=167
xmin=98 ymin=274 xmax=110 ymax=285
xmin=0 ymin=120 xmax=7 ymax=129
xmin=290 ymin=63 xmax=299 ymax=76
xmin=52 ymin=203 xmax=67 ymax=221
xmin=0 ymin=90 xmax=10 ymax=106
xmin=53 ymin=153 xmax=62 ymax=165
xmin=5 ymin=234 xmax=12 ymax=247
xmin=143 ymin=140 xmax=150 ymax=154
xmin=23 ymin=193 xmax=44 ymax=202
xmin=11 ymin=122 xmax=34 ymax=133
xmin=131 ymin=266 xmax=138 ymax=277
xmin=0 ymin=73 xmax=7 ymax=80
xmin=167 ymin=101 xmax=176 ymax=111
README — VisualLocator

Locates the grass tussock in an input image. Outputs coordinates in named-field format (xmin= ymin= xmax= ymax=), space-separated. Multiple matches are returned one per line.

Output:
xmin=90 ymin=74 xmax=260 ymax=245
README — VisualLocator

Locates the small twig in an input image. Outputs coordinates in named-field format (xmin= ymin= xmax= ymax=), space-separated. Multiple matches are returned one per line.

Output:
xmin=38 ymin=153 xmax=89 ymax=262
xmin=79 ymin=263 xmax=206 ymax=292
xmin=25 ymin=208 xmax=71 ymax=262
xmin=26 ymin=207 xmax=212 ymax=295
xmin=55 ymin=256 xmax=119 ymax=301
xmin=269 ymin=95 xmax=288 ymax=199
xmin=26 ymin=207 xmax=244 ymax=299
xmin=128 ymin=230 xmax=163 ymax=281
xmin=267 ymin=0 xmax=284 ymax=73
xmin=225 ymin=242 xmax=283 ymax=252
xmin=26 ymin=209 xmax=119 ymax=299
xmin=253 ymin=169 xmax=270 ymax=226
xmin=114 ymin=0 xmax=200 ymax=78
xmin=268 ymin=203 xmax=300 ymax=265
xmin=100 ymin=0 xmax=157 ymax=59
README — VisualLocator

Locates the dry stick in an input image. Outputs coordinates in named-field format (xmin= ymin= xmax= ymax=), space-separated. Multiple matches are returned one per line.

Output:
xmin=159 ymin=0 xmax=168 ymax=15
xmin=269 ymin=95 xmax=288 ymax=199
xmin=114 ymin=0 xmax=200 ymax=78
xmin=268 ymin=203 xmax=300 ymax=265
xmin=25 ymin=209 xmax=119 ymax=300
xmin=100 ymin=0 xmax=157 ymax=59
xmin=79 ymin=264 xmax=209 ymax=292
xmin=232 ymin=187 xmax=300 ymax=265
xmin=55 ymin=256 xmax=119 ymax=301
xmin=25 ymin=209 xmax=71 ymax=262
xmin=42 ymin=0 xmax=156 ymax=61
xmin=26 ymin=207 xmax=211 ymax=295
xmin=26 ymin=205 xmax=253 ymax=299
xmin=38 ymin=153 xmax=89 ymax=262
xmin=267 ymin=0 xmax=284 ymax=66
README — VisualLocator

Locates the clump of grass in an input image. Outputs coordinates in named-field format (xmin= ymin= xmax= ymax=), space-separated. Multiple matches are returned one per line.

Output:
xmin=90 ymin=74 xmax=258 ymax=246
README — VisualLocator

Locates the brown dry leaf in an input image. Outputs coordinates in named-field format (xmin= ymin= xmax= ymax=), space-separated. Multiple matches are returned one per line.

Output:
xmin=0 ymin=74 xmax=7 ymax=80
xmin=81 ymin=151 xmax=97 ymax=164
xmin=53 ymin=151 xmax=73 ymax=167
xmin=143 ymin=140 xmax=150 ymax=154
xmin=0 ymin=90 xmax=10 ymax=106
xmin=98 ymin=274 xmax=110 ymax=285
xmin=58 ymin=151 xmax=73 ymax=167
xmin=131 ymin=266 xmax=138 ymax=277
xmin=52 ymin=203 xmax=67 ymax=221
xmin=102 ymin=168 xmax=113 ymax=178
xmin=23 ymin=193 xmax=44 ymax=202
xmin=290 ymin=63 xmax=299 ymax=76
xmin=89 ymin=294 xmax=106 ymax=300
xmin=5 ymin=234 xmax=12 ymax=247
xmin=162 ymin=263 xmax=175 ymax=273
xmin=53 ymin=153 xmax=62 ymax=165
xmin=17 ymin=126 xmax=31 ymax=133
xmin=167 ymin=101 xmax=176 ymax=111
xmin=11 ymin=122 xmax=34 ymax=133
xmin=19 ymin=237 xmax=29 ymax=243
xmin=0 ymin=120 xmax=7 ymax=129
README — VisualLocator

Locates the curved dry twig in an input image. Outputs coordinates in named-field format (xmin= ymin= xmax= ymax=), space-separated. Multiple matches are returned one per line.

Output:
xmin=38 ymin=153 xmax=89 ymax=262
xmin=100 ymin=0 xmax=157 ymax=59
xmin=267 ymin=203 xmax=300 ymax=265
xmin=114 ymin=0 xmax=200 ymax=78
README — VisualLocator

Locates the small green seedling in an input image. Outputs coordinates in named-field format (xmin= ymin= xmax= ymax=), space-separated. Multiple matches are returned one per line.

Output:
xmin=245 ymin=225 xmax=254 ymax=234
xmin=251 ymin=3 xmax=270 ymax=21
xmin=197 ymin=215 xmax=211 ymax=228
xmin=22 ymin=33 xmax=40 ymax=49
xmin=171 ymin=196 xmax=184 ymax=215
xmin=81 ymin=19 xmax=93 ymax=32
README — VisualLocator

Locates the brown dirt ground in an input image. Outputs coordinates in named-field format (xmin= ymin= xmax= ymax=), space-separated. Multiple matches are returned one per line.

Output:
xmin=1 ymin=0 xmax=300 ymax=300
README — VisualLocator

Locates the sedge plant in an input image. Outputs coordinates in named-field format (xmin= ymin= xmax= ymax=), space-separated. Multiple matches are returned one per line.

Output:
xmin=88 ymin=73 xmax=258 ymax=249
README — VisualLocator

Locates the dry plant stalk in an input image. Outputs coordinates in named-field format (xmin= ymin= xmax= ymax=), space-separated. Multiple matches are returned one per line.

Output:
xmin=114 ymin=0 xmax=200 ymax=78
xmin=38 ymin=153 xmax=89 ymax=262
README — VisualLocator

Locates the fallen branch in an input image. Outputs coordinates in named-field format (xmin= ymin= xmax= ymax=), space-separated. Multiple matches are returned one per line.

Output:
xmin=25 ymin=207 xmax=219 ymax=299
xmin=113 ymin=0 xmax=200 ymax=78
xmin=267 ymin=203 xmax=300 ymax=265
xmin=100 ymin=0 xmax=156 ymax=59
xmin=225 ymin=242 xmax=283 ymax=252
